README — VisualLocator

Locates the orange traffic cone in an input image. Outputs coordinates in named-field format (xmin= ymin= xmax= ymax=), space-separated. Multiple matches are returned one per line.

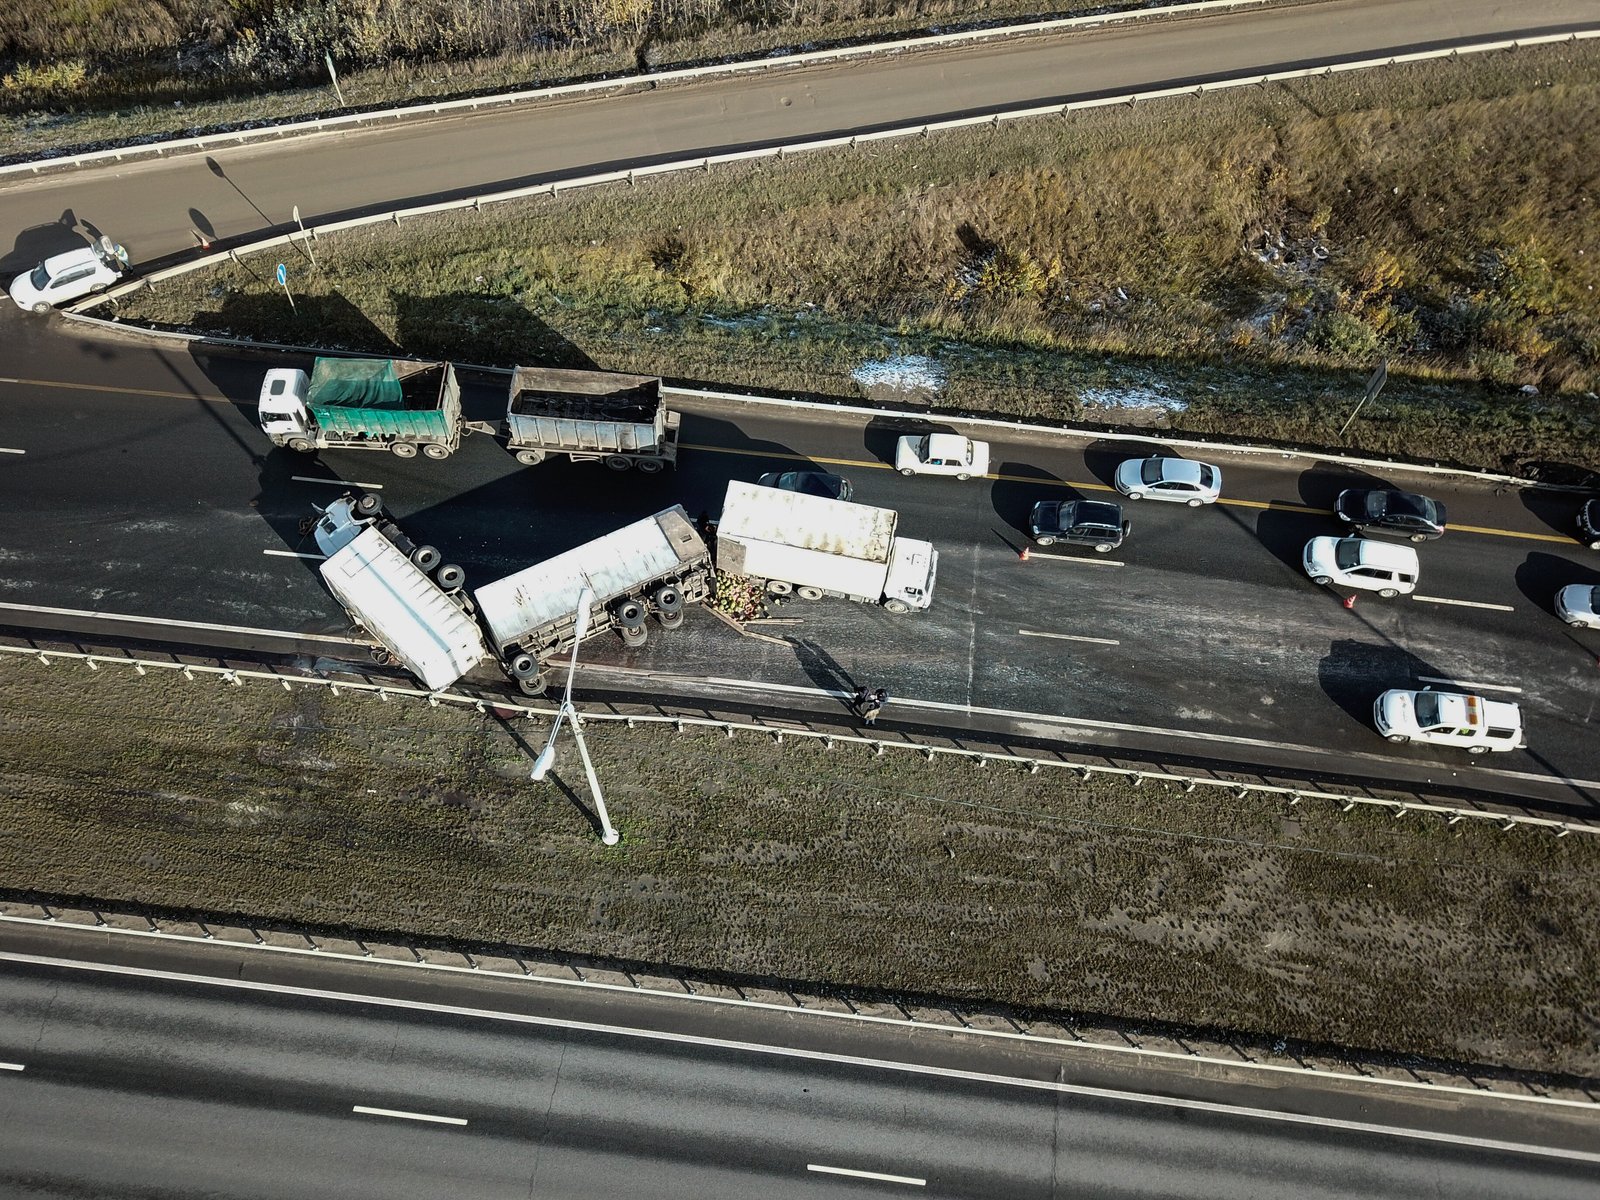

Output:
xmin=1343 ymin=593 xmax=1357 ymax=609
xmin=1019 ymin=546 xmax=1030 ymax=561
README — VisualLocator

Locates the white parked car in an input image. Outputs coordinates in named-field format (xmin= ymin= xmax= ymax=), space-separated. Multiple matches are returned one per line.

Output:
xmin=1372 ymin=688 xmax=1524 ymax=754
xmin=8 ymin=236 xmax=128 ymax=313
xmin=1302 ymin=537 xmax=1419 ymax=597
xmin=1114 ymin=455 xmax=1221 ymax=505
xmin=1555 ymin=584 xmax=1600 ymax=630
xmin=894 ymin=433 xmax=990 ymax=480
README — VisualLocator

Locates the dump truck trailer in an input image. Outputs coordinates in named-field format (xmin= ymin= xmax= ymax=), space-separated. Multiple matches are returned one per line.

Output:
xmin=504 ymin=366 xmax=679 ymax=471
xmin=715 ymin=480 xmax=937 ymax=612
xmin=310 ymin=493 xmax=490 ymax=691
xmin=475 ymin=505 xmax=712 ymax=693
xmin=261 ymin=358 xmax=468 ymax=459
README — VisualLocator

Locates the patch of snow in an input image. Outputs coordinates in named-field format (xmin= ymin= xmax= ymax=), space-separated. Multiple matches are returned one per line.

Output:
xmin=1078 ymin=385 xmax=1189 ymax=414
xmin=852 ymin=355 xmax=946 ymax=393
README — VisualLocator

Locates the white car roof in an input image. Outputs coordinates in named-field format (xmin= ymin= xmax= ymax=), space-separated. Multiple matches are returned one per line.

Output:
xmin=1348 ymin=539 xmax=1419 ymax=571
xmin=926 ymin=433 xmax=969 ymax=456
xmin=40 ymin=246 xmax=100 ymax=275
xmin=1156 ymin=458 xmax=1207 ymax=485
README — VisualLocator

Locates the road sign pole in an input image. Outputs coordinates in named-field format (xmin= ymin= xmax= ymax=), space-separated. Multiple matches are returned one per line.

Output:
xmin=1338 ymin=359 xmax=1388 ymax=440
xmin=275 ymin=262 xmax=295 ymax=312
xmin=292 ymin=205 xmax=318 ymax=270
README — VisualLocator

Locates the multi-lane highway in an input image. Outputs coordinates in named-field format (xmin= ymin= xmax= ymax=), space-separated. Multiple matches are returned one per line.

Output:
xmin=2 ymin=931 xmax=1597 ymax=1199
xmin=1 ymin=329 xmax=1597 ymax=810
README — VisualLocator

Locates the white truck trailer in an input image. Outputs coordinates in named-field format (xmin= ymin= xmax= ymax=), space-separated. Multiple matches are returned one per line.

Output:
xmin=475 ymin=506 xmax=712 ymax=694
xmin=504 ymin=366 xmax=680 ymax=472
xmin=715 ymin=480 xmax=937 ymax=613
xmin=261 ymin=357 xmax=471 ymax=459
xmin=311 ymin=494 xmax=491 ymax=692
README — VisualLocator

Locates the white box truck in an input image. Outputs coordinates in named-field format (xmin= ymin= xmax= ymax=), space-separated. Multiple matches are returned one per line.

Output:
xmin=311 ymin=494 xmax=491 ymax=692
xmin=475 ymin=505 xmax=712 ymax=694
xmin=504 ymin=366 xmax=679 ymax=472
xmin=715 ymin=480 xmax=937 ymax=612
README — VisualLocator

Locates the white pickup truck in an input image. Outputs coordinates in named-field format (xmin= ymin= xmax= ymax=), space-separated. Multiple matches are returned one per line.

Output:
xmin=894 ymin=433 xmax=990 ymax=480
xmin=1372 ymin=688 xmax=1524 ymax=754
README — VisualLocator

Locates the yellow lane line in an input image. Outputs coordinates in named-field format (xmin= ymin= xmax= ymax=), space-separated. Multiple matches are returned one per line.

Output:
xmin=0 ymin=376 xmax=225 ymax=403
xmin=683 ymin=443 xmax=1575 ymax=544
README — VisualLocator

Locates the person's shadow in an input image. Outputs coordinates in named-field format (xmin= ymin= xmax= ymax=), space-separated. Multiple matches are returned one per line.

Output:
xmin=789 ymin=637 xmax=857 ymax=713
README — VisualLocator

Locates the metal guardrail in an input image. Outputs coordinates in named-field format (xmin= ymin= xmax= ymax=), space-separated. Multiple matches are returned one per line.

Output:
xmin=0 ymin=0 xmax=1279 ymax=178
xmin=2 ymin=640 xmax=1591 ymax=838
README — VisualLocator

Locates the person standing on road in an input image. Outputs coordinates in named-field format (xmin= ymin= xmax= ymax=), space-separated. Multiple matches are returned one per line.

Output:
xmin=860 ymin=687 xmax=888 ymax=726
xmin=851 ymin=684 xmax=873 ymax=715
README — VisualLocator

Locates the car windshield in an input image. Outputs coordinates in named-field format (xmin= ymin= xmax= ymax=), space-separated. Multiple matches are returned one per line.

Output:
xmin=1198 ymin=465 xmax=1216 ymax=488
xmin=1413 ymin=692 xmax=1441 ymax=727
xmin=1588 ymin=586 xmax=1600 ymax=609
xmin=1333 ymin=540 xmax=1364 ymax=570
xmin=1140 ymin=459 xmax=1166 ymax=485
xmin=29 ymin=263 xmax=50 ymax=289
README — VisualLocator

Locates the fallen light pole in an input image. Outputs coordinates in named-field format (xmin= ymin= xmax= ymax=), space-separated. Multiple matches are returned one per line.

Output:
xmin=529 ymin=584 xmax=620 ymax=846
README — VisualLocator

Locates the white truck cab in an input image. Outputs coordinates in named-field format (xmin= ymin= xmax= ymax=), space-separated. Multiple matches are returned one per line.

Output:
xmin=895 ymin=433 xmax=990 ymax=480
xmin=1373 ymin=688 xmax=1524 ymax=754
xmin=883 ymin=537 xmax=938 ymax=611
xmin=259 ymin=368 xmax=313 ymax=447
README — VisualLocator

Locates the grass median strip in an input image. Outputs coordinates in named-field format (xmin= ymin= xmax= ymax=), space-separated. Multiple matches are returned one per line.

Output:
xmin=0 ymin=653 xmax=1594 ymax=1078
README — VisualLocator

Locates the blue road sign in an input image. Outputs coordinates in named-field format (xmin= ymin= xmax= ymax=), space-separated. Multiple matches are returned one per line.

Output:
xmin=276 ymin=262 xmax=287 ymax=286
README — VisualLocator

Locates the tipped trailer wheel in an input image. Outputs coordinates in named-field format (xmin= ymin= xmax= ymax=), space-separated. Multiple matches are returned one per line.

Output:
xmin=651 ymin=585 xmax=684 ymax=616
xmin=411 ymin=545 xmax=441 ymax=572
xmin=369 ymin=647 xmax=392 ymax=666
xmin=391 ymin=442 xmax=418 ymax=458
xmin=516 ymin=675 xmax=548 ymax=696
xmin=766 ymin=580 xmax=794 ymax=596
xmin=796 ymin=585 xmax=825 ymax=601
xmin=620 ymin=622 xmax=649 ymax=648
xmin=514 ymin=449 xmax=545 ymax=466
xmin=656 ymin=610 xmax=685 ymax=630
xmin=435 ymin=563 xmax=466 ymax=591
xmin=354 ymin=493 xmax=382 ymax=517
xmin=422 ymin=443 xmax=450 ymax=460
xmin=604 ymin=455 xmax=633 ymax=472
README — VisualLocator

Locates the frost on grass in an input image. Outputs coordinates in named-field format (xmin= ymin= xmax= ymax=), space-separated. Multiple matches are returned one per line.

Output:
xmin=1077 ymin=384 xmax=1189 ymax=415
xmin=852 ymin=354 xmax=946 ymax=404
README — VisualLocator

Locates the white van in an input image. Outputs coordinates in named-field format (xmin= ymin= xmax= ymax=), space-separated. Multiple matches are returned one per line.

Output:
xmin=1302 ymin=537 xmax=1419 ymax=597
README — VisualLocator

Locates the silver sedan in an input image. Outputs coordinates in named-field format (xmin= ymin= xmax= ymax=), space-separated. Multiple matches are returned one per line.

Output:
xmin=1114 ymin=456 xmax=1222 ymax=505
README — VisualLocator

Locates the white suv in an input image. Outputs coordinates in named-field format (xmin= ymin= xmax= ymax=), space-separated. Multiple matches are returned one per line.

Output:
xmin=1302 ymin=537 xmax=1419 ymax=597
xmin=9 ymin=237 xmax=128 ymax=313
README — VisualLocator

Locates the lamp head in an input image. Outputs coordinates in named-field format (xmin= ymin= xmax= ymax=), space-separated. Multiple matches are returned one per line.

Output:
xmin=530 ymin=745 xmax=556 ymax=782
xmin=572 ymin=585 xmax=597 ymax=643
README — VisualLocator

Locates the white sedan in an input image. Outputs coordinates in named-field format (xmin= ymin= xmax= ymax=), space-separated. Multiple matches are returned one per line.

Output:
xmin=1114 ymin=455 xmax=1221 ymax=505
xmin=1555 ymin=584 xmax=1600 ymax=630
xmin=9 ymin=237 xmax=128 ymax=313
xmin=894 ymin=433 xmax=990 ymax=480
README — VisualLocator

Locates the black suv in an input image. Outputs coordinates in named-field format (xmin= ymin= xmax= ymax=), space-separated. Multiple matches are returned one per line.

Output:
xmin=1577 ymin=499 xmax=1600 ymax=551
xmin=1334 ymin=488 xmax=1447 ymax=542
xmin=1030 ymin=499 xmax=1129 ymax=552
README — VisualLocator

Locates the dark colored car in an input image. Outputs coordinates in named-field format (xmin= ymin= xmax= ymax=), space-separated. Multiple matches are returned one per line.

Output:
xmin=757 ymin=470 xmax=854 ymax=502
xmin=1029 ymin=499 xmax=1129 ymax=552
xmin=1334 ymin=488 xmax=1447 ymax=542
xmin=1577 ymin=499 xmax=1600 ymax=551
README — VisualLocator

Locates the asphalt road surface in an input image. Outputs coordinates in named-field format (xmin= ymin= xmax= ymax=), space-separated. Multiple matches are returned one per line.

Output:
xmin=2 ymin=935 xmax=1597 ymax=1200
xmin=0 ymin=329 xmax=1597 ymax=813
xmin=1 ymin=0 xmax=1598 ymax=271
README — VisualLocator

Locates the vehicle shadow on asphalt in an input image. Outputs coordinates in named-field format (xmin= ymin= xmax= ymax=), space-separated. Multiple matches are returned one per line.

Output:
xmin=989 ymin=461 xmax=1068 ymax=555
xmin=1315 ymin=639 xmax=1445 ymax=739
xmin=862 ymin=413 xmax=958 ymax=467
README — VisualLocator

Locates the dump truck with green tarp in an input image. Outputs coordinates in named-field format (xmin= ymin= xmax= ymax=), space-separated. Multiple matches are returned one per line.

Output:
xmin=258 ymin=357 xmax=467 ymax=459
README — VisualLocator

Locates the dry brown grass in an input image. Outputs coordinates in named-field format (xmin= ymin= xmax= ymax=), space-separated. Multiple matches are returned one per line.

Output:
xmin=1 ymin=653 xmax=1596 ymax=1077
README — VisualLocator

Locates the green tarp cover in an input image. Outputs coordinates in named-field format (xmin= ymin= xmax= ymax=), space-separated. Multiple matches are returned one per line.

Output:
xmin=309 ymin=360 xmax=405 ymax=410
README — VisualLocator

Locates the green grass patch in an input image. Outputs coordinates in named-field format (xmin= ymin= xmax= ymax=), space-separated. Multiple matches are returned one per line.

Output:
xmin=117 ymin=43 xmax=1600 ymax=474
xmin=0 ymin=655 xmax=1595 ymax=1076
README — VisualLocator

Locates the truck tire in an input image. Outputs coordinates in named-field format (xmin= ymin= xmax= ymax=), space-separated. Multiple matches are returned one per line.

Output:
xmin=411 ymin=545 xmax=441 ymax=572
xmin=766 ymin=580 xmax=794 ymax=596
xmin=615 ymin=599 xmax=647 ymax=629
xmin=435 ymin=563 xmax=466 ymax=592
xmin=651 ymin=585 xmax=684 ymax=616
xmin=604 ymin=455 xmax=633 ymax=472
xmin=883 ymin=599 xmax=910 ymax=614
xmin=621 ymin=622 xmax=649 ymax=648
xmin=369 ymin=646 xmax=392 ymax=666
xmin=391 ymin=443 xmax=418 ymax=458
xmin=289 ymin=438 xmax=314 ymax=454
xmin=636 ymin=458 xmax=666 ymax=474
xmin=796 ymin=586 xmax=825 ymax=601
xmin=422 ymin=444 xmax=450 ymax=460
xmin=514 ymin=450 xmax=546 ymax=466
xmin=656 ymin=610 xmax=685 ymax=630
xmin=354 ymin=494 xmax=382 ymax=517
xmin=517 ymin=674 xmax=548 ymax=697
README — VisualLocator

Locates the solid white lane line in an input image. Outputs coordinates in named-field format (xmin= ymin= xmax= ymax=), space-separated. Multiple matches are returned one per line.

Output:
xmin=1417 ymin=676 xmax=1524 ymax=696
xmin=808 ymin=1164 xmax=925 ymax=1187
xmin=352 ymin=1105 xmax=467 ymax=1127
xmin=293 ymin=476 xmax=383 ymax=489
xmin=1027 ymin=555 xmax=1124 ymax=567
xmin=1018 ymin=630 xmax=1120 ymax=646
xmin=264 ymin=550 xmax=326 ymax=561
xmin=1412 ymin=595 xmax=1515 ymax=612
xmin=0 ymin=1062 xmax=24 ymax=1071
xmin=0 ymin=447 xmax=25 ymax=455
xmin=8 ymin=953 xmax=1597 ymax=1159
xmin=0 ymin=601 xmax=368 ymax=645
